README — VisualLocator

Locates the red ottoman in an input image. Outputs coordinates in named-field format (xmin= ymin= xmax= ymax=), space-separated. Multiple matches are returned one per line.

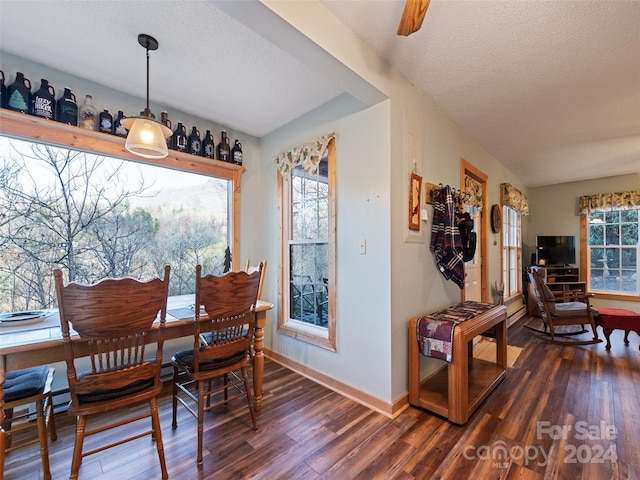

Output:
xmin=596 ymin=308 xmax=640 ymax=351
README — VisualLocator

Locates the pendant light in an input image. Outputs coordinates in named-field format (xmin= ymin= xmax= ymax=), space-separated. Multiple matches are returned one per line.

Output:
xmin=121 ymin=34 xmax=172 ymax=159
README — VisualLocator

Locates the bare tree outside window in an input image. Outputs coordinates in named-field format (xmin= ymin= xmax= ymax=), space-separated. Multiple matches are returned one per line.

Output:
xmin=0 ymin=137 xmax=231 ymax=313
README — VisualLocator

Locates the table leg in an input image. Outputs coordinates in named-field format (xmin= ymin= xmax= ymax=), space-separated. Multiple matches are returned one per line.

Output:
xmin=253 ymin=312 xmax=265 ymax=412
xmin=603 ymin=328 xmax=613 ymax=350
xmin=448 ymin=330 xmax=469 ymax=425
xmin=623 ymin=330 xmax=630 ymax=345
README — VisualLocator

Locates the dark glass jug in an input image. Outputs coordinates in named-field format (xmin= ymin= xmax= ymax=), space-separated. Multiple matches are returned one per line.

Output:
xmin=170 ymin=122 xmax=188 ymax=152
xmin=231 ymin=139 xmax=243 ymax=165
xmin=217 ymin=130 xmax=231 ymax=162
xmin=99 ymin=110 xmax=113 ymax=134
xmin=202 ymin=130 xmax=215 ymax=159
xmin=6 ymin=71 xmax=31 ymax=114
xmin=113 ymin=110 xmax=127 ymax=137
xmin=56 ymin=88 xmax=78 ymax=126
xmin=0 ymin=70 xmax=6 ymax=109
xmin=188 ymin=126 xmax=201 ymax=155
xmin=31 ymin=78 xmax=56 ymax=120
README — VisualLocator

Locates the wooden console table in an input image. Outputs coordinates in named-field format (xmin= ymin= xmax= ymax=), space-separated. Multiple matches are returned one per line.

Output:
xmin=408 ymin=303 xmax=507 ymax=424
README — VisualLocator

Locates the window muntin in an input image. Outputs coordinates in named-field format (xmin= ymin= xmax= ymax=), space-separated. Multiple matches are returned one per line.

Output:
xmin=587 ymin=209 xmax=639 ymax=294
xmin=0 ymin=135 xmax=233 ymax=313
xmin=502 ymin=206 xmax=522 ymax=297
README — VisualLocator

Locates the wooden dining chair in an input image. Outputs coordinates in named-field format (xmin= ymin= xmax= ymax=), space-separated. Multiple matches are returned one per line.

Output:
xmin=2 ymin=366 xmax=56 ymax=480
xmin=245 ymin=259 xmax=267 ymax=300
xmin=53 ymin=266 xmax=171 ymax=480
xmin=171 ymin=264 xmax=262 ymax=464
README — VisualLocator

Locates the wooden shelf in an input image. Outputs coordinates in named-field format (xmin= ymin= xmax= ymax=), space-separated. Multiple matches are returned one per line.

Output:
xmin=0 ymin=109 xmax=243 ymax=180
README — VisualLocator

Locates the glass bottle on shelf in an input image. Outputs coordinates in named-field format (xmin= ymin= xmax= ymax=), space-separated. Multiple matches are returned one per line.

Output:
xmin=187 ymin=126 xmax=201 ymax=155
xmin=31 ymin=78 xmax=56 ymax=120
xmin=161 ymin=111 xmax=172 ymax=148
xmin=113 ymin=110 xmax=127 ymax=137
xmin=0 ymin=70 xmax=6 ymax=109
xmin=99 ymin=109 xmax=113 ymax=134
xmin=56 ymin=88 xmax=78 ymax=126
xmin=170 ymin=122 xmax=188 ymax=152
xmin=6 ymin=71 xmax=31 ymax=114
xmin=202 ymin=130 xmax=215 ymax=159
xmin=217 ymin=130 xmax=230 ymax=162
xmin=78 ymin=94 xmax=98 ymax=131
xmin=231 ymin=139 xmax=243 ymax=165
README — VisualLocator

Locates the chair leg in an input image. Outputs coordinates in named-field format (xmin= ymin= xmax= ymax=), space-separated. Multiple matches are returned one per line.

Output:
xmin=47 ymin=393 xmax=57 ymax=442
xmin=70 ymin=415 xmax=86 ymax=480
xmin=150 ymin=397 xmax=168 ymax=480
xmin=35 ymin=398 xmax=52 ymax=480
xmin=172 ymin=366 xmax=179 ymax=429
xmin=197 ymin=380 xmax=205 ymax=464
xmin=241 ymin=366 xmax=257 ymax=430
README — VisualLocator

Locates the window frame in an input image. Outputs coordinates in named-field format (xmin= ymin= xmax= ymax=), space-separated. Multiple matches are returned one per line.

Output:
xmin=0 ymin=109 xmax=244 ymax=271
xmin=277 ymin=137 xmax=336 ymax=351
xmin=580 ymin=211 xmax=640 ymax=301
xmin=501 ymin=205 xmax=522 ymax=299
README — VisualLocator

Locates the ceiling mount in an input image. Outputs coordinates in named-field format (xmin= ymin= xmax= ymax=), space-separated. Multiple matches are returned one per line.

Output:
xmin=138 ymin=33 xmax=158 ymax=51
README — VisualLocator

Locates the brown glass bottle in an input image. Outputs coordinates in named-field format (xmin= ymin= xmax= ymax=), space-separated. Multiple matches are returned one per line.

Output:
xmin=217 ymin=130 xmax=231 ymax=162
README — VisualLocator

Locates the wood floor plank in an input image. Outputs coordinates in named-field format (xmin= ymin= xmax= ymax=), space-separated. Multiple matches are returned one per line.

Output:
xmin=4 ymin=315 xmax=638 ymax=479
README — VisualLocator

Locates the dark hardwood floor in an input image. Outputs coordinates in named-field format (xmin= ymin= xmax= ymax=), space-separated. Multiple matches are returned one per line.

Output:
xmin=5 ymin=315 xmax=640 ymax=479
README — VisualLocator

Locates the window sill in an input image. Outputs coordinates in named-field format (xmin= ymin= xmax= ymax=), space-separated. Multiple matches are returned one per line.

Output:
xmin=278 ymin=319 xmax=336 ymax=352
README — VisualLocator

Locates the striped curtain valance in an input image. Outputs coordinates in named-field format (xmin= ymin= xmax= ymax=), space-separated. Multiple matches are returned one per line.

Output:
xmin=273 ymin=133 xmax=335 ymax=177
xmin=578 ymin=191 xmax=640 ymax=214
xmin=501 ymin=183 xmax=529 ymax=215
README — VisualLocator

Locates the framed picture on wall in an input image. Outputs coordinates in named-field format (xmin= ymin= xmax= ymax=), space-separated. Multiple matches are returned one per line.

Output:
xmin=409 ymin=172 xmax=422 ymax=231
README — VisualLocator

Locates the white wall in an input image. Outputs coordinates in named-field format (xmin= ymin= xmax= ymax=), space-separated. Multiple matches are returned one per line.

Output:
xmin=261 ymin=2 xmax=527 ymax=407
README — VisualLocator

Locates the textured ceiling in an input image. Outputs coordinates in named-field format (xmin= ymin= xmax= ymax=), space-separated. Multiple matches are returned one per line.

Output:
xmin=1 ymin=0 xmax=639 ymax=188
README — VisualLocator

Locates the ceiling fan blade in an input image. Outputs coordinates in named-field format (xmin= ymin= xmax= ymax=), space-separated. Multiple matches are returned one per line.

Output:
xmin=397 ymin=0 xmax=431 ymax=36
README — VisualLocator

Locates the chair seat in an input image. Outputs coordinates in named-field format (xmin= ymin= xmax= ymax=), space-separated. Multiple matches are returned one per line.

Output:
xmin=172 ymin=350 xmax=246 ymax=371
xmin=554 ymin=301 xmax=588 ymax=317
xmin=76 ymin=377 xmax=155 ymax=403
xmin=3 ymin=366 xmax=49 ymax=402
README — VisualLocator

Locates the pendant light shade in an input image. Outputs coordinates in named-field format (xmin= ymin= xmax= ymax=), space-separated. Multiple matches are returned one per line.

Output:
xmin=122 ymin=34 xmax=171 ymax=159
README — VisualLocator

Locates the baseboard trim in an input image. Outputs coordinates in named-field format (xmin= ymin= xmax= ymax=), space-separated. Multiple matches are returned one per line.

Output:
xmin=264 ymin=349 xmax=409 ymax=419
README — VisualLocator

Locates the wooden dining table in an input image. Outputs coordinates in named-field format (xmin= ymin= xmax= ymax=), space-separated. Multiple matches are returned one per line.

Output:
xmin=0 ymin=296 xmax=272 ymax=477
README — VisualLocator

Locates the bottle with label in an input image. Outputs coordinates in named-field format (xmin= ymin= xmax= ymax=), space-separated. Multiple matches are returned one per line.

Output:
xmin=99 ymin=110 xmax=113 ymax=134
xmin=78 ymin=94 xmax=98 ymax=130
xmin=231 ymin=139 xmax=243 ymax=165
xmin=187 ymin=126 xmax=201 ymax=155
xmin=56 ymin=88 xmax=78 ymax=126
xmin=113 ymin=110 xmax=127 ymax=137
xmin=170 ymin=122 xmax=188 ymax=152
xmin=202 ymin=130 xmax=215 ymax=159
xmin=6 ymin=71 xmax=31 ymax=114
xmin=31 ymin=79 xmax=56 ymax=120
xmin=217 ymin=130 xmax=231 ymax=162
xmin=0 ymin=70 xmax=6 ymax=109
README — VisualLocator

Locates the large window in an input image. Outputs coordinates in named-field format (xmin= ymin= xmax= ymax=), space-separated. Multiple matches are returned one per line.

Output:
xmin=0 ymin=112 xmax=242 ymax=315
xmin=277 ymin=136 xmax=336 ymax=351
xmin=502 ymin=206 xmax=522 ymax=298
xmin=586 ymin=209 xmax=639 ymax=294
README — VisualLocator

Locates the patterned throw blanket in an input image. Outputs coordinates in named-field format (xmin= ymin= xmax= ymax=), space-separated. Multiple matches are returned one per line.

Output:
xmin=430 ymin=185 xmax=465 ymax=289
xmin=416 ymin=301 xmax=497 ymax=362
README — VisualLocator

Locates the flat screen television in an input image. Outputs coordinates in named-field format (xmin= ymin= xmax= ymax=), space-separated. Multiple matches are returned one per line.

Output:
xmin=536 ymin=235 xmax=576 ymax=266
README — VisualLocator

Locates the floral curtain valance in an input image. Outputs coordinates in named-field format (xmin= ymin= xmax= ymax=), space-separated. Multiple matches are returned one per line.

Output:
xmin=273 ymin=133 xmax=335 ymax=177
xmin=501 ymin=183 xmax=529 ymax=216
xmin=464 ymin=176 xmax=483 ymax=208
xmin=578 ymin=191 xmax=640 ymax=214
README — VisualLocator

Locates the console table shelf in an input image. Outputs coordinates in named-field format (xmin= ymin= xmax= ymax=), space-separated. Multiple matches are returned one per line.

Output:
xmin=408 ymin=303 xmax=507 ymax=425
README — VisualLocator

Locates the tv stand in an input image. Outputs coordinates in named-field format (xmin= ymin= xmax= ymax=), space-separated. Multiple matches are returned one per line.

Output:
xmin=542 ymin=265 xmax=579 ymax=283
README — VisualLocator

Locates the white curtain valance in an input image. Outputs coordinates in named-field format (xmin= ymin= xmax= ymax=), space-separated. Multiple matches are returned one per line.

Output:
xmin=273 ymin=133 xmax=335 ymax=177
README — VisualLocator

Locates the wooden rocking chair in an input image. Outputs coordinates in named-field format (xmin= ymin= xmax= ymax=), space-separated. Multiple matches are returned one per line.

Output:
xmin=525 ymin=269 xmax=601 ymax=346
